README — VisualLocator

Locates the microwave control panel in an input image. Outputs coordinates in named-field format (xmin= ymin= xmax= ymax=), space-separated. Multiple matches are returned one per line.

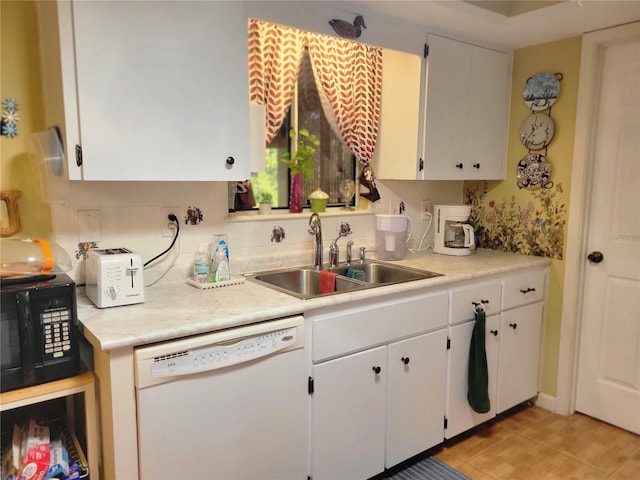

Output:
xmin=41 ymin=308 xmax=73 ymax=359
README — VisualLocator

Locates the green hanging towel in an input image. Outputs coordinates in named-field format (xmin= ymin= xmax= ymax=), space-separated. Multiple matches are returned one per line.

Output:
xmin=468 ymin=308 xmax=490 ymax=413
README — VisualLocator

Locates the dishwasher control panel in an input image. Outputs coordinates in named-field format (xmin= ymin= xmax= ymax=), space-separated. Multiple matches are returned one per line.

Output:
xmin=134 ymin=315 xmax=305 ymax=388
xmin=150 ymin=327 xmax=298 ymax=377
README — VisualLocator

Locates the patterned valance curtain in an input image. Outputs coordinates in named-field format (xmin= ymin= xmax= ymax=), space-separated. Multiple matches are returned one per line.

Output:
xmin=248 ymin=19 xmax=305 ymax=144
xmin=306 ymin=33 xmax=383 ymax=168
xmin=247 ymin=19 xmax=383 ymax=202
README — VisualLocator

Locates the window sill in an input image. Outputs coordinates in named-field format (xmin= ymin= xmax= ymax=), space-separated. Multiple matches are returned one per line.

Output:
xmin=226 ymin=206 xmax=373 ymax=223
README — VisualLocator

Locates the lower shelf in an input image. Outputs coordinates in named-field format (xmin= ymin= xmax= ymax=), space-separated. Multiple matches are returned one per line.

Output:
xmin=1 ymin=416 xmax=89 ymax=480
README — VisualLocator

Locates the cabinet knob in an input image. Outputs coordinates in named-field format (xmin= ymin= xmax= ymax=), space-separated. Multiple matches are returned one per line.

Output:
xmin=455 ymin=163 xmax=464 ymax=169
xmin=401 ymin=357 xmax=410 ymax=365
xmin=225 ymin=156 xmax=235 ymax=168
xmin=473 ymin=163 xmax=480 ymax=169
xmin=509 ymin=323 xmax=518 ymax=330
xmin=587 ymin=251 xmax=604 ymax=263
xmin=372 ymin=366 xmax=381 ymax=374
xmin=490 ymin=330 xmax=498 ymax=336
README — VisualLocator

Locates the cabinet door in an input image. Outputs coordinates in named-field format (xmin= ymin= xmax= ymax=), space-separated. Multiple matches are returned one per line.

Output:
xmin=423 ymin=35 xmax=509 ymax=180
xmin=311 ymin=347 xmax=387 ymax=480
xmin=374 ymin=48 xmax=422 ymax=180
xmin=423 ymin=34 xmax=471 ymax=180
xmin=464 ymin=45 xmax=510 ymax=180
xmin=497 ymin=302 xmax=544 ymax=413
xmin=70 ymin=1 xmax=250 ymax=181
xmin=386 ymin=330 xmax=447 ymax=467
xmin=445 ymin=315 xmax=500 ymax=439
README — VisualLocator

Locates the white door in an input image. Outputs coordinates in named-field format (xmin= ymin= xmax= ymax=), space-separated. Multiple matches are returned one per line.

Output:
xmin=575 ymin=32 xmax=640 ymax=435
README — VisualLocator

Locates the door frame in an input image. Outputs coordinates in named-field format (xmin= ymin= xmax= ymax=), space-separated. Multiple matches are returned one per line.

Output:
xmin=556 ymin=22 xmax=640 ymax=415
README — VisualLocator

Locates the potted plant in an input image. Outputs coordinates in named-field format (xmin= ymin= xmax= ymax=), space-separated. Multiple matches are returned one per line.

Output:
xmin=281 ymin=128 xmax=320 ymax=213
xmin=257 ymin=192 xmax=273 ymax=215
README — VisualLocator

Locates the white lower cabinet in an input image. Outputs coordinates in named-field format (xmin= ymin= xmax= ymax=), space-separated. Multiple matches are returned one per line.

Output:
xmin=309 ymin=290 xmax=449 ymax=479
xmin=445 ymin=268 xmax=547 ymax=439
xmin=386 ymin=330 xmax=448 ymax=467
xmin=309 ymin=268 xmax=547 ymax=478
xmin=310 ymin=330 xmax=448 ymax=479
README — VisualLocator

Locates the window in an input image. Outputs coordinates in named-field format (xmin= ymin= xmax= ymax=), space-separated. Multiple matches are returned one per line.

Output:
xmin=250 ymin=49 xmax=356 ymax=210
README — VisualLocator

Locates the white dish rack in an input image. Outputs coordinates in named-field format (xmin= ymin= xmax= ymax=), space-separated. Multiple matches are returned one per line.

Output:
xmin=185 ymin=275 xmax=245 ymax=290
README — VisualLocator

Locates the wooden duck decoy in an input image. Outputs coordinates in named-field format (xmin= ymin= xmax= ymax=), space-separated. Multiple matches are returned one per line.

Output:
xmin=329 ymin=15 xmax=366 ymax=39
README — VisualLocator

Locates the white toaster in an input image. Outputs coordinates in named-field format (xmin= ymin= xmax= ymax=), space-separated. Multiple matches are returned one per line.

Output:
xmin=86 ymin=248 xmax=145 ymax=308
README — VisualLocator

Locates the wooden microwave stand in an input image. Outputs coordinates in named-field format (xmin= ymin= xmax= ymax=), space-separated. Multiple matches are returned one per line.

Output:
xmin=0 ymin=369 xmax=99 ymax=479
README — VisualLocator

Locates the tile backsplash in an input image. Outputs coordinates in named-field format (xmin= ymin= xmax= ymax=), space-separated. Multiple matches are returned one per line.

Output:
xmin=51 ymin=179 xmax=462 ymax=284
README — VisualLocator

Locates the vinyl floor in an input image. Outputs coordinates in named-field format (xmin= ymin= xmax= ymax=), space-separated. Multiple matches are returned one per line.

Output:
xmin=434 ymin=405 xmax=640 ymax=479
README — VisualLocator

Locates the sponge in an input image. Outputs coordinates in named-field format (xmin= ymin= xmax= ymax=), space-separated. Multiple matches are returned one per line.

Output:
xmin=346 ymin=268 xmax=365 ymax=281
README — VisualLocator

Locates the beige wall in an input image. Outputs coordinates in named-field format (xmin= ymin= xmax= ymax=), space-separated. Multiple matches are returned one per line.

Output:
xmin=1 ymin=0 xmax=53 ymax=240
xmin=465 ymin=36 xmax=582 ymax=396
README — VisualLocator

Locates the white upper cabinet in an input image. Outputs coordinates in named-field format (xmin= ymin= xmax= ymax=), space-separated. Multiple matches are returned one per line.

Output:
xmin=41 ymin=1 xmax=251 ymax=181
xmin=375 ymin=34 xmax=510 ymax=181
xmin=422 ymin=34 xmax=511 ymax=180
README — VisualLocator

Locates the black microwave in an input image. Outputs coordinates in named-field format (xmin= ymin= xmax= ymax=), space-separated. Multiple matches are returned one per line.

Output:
xmin=1 ymin=272 xmax=80 ymax=392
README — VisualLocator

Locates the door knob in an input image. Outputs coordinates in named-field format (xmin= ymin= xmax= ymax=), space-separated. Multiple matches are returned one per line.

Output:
xmin=587 ymin=251 xmax=604 ymax=263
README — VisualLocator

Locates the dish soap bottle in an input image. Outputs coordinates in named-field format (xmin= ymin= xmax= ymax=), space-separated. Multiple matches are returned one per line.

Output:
xmin=210 ymin=235 xmax=230 ymax=282
xmin=193 ymin=243 xmax=210 ymax=283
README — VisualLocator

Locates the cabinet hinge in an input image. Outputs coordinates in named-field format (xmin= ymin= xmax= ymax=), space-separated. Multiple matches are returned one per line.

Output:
xmin=424 ymin=43 xmax=429 ymax=58
xmin=308 ymin=376 xmax=314 ymax=395
xmin=419 ymin=158 xmax=424 ymax=172
xmin=444 ymin=417 xmax=448 ymax=429
xmin=75 ymin=144 xmax=83 ymax=167
xmin=446 ymin=336 xmax=451 ymax=350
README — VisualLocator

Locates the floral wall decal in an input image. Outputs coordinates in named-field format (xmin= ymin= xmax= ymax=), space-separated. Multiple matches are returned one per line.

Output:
xmin=76 ymin=241 xmax=99 ymax=260
xmin=465 ymin=180 xmax=566 ymax=259
xmin=185 ymin=206 xmax=204 ymax=225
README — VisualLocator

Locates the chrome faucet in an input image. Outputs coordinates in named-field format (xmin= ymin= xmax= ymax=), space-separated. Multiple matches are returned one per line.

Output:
xmin=329 ymin=223 xmax=352 ymax=267
xmin=308 ymin=213 xmax=323 ymax=270
xmin=359 ymin=246 xmax=375 ymax=263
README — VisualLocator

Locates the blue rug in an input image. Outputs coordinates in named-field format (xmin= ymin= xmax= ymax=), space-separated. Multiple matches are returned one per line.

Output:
xmin=383 ymin=456 xmax=471 ymax=480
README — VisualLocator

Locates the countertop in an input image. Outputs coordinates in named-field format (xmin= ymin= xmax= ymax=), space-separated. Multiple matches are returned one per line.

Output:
xmin=78 ymin=249 xmax=550 ymax=352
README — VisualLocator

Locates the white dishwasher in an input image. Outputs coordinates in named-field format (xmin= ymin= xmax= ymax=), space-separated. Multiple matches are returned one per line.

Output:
xmin=134 ymin=315 xmax=307 ymax=480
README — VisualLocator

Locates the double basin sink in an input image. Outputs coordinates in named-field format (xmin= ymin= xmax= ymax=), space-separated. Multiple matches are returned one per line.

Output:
xmin=246 ymin=260 xmax=442 ymax=300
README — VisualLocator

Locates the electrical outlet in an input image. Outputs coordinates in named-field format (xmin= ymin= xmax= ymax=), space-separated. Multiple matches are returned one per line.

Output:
xmin=421 ymin=199 xmax=432 ymax=220
xmin=161 ymin=207 xmax=179 ymax=237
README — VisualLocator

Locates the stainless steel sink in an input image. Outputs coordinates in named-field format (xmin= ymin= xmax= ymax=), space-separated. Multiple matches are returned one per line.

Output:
xmin=246 ymin=260 xmax=442 ymax=300
xmin=248 ymin=267 xmax=366 ymax=300
xmin=330 ymin=260 xmax=442 ymax=285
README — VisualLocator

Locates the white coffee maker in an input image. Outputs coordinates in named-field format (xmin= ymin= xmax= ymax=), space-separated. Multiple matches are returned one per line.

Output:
xmin=433 ymin=205 xmax=475 ymax=256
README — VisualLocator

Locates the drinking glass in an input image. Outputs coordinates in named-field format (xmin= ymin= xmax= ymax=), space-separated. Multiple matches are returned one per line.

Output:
xmin=340 ymin=180 xmax=355 ymax=210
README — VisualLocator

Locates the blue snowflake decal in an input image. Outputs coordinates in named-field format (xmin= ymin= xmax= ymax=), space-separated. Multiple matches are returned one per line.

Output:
xmin=1 ymin=121 xmax=18 ymax=138
xmin=2 ymin=98 xmax=18 ymax=112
